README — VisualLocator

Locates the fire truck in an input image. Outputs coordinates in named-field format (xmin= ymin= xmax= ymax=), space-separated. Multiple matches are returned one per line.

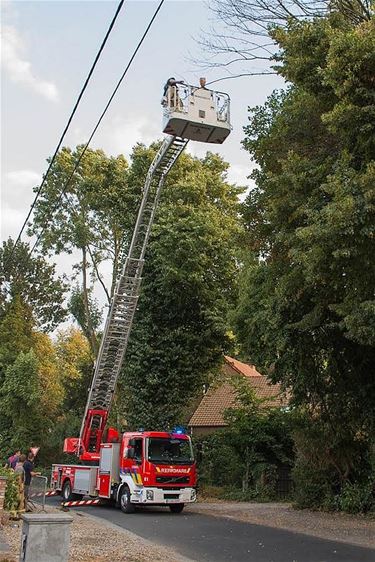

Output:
xmin=50 ymin=81 xmax=231 ymax=513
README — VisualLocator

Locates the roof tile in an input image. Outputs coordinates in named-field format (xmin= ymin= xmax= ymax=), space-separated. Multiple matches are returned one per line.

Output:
xmin=189 ymin=356 xmax=288 ymax=428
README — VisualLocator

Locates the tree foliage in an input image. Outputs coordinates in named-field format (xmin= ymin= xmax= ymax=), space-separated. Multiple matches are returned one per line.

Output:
xmin=0 ymin=350 xmax=45 ymax=455
xmin=29 ymin=146 xmax=130 ymax=353
xmin=0 ymin=295 xmax=93 ymax=464
xmin=197 ymin=378 xmax=294 ymax=497
xmin=0 ymin=239 xmax=67 ymax=331
xmin=234 ymin=11 xmax=375 ymax=506
xmin=120 ymin=146 xmax=244 ymax=429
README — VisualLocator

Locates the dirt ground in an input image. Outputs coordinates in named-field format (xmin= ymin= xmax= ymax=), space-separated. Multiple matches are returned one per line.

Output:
xmin=192 ymin=501 xmax=375 ymax=549
xmin=1 ymin=507 xmax=191 ymax=562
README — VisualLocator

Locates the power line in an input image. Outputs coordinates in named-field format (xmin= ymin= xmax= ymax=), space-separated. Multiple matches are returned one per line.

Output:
xmin=5 ymin=0 xmax=125 ymax=267
xmin=28 ymin=0 xmax=166 ymax=259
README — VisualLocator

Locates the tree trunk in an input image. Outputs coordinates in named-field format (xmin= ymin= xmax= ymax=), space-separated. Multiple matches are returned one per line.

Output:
xmin=110 ymin=231 xmax=121 ymax=299
xmin=82 ymin=246 xmax=99 ymax=356
xmin=242 ymin=446 xmax=250 ymax=492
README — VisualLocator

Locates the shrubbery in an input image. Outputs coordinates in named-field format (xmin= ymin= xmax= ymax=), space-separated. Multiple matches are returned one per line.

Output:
xmin=293 ymin=459 xmax=375 ymax=514
xmin=194 ymin=379 xmax=295 ymax=500
xmin=195 ymin=386 xmax=375 ymax=513
xmin=0 ymin=467 xmax=22 ymax=513
xmin=291 ymin=414 xmax=375 ymax=514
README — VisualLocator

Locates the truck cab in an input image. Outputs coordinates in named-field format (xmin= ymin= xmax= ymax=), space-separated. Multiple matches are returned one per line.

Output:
xmin=118 ymin=430 xmax=197 ymax=513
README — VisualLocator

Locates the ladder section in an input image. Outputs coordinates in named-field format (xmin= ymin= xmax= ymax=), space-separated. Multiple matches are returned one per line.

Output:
xmin=79 ymin=136 xmax=188 ymax=450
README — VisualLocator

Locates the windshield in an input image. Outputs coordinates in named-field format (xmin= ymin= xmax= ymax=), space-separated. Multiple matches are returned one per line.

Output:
xmin=147 ymin=437 xmax=194 ymax=465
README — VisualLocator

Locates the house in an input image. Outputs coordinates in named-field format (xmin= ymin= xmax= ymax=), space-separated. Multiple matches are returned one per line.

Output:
xmin=188 ymin=355 xmax=288 ymax=436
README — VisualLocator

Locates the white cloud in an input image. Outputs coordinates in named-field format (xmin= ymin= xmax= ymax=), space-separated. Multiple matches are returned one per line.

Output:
xmin=226 ymin=163 xmax=255 ymax=186
xmin=1 ymin=25 xmax=59 ymax=101
xmin=0 ymin=206 xmax=28 ymax=241
xmin=1 ymin=169 xmax=41 ymax=238
xmin=6 ymin=169 xmax=41 ymax=188
xmin=97 ymin=114 xmax=160 ymax=158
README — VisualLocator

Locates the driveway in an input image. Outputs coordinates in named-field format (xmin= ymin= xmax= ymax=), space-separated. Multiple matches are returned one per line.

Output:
xmin=47 ymin=497 xmax=375 ymax=562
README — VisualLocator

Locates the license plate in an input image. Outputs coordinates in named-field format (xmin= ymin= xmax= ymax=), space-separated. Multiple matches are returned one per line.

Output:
xmin=165 ymin=498 xmax=180 ymax=503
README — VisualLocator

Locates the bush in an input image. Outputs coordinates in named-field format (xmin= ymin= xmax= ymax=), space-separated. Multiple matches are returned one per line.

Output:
xmin=292 ymin=460 xmax=335 ymax=510
xmin=193 ymin=381 xmax=295 ymax=501
xmin=338 ymin=481 xmax=375 ymax=514
xmin=220 ymin=486 xmax=258 ymax=502
xmin=0 ymin=467 xmax=22 ymax=513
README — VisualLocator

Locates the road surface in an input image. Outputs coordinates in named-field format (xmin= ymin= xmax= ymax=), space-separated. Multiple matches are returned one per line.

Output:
xmin=47 ymin=498 xmax=374 ymax=562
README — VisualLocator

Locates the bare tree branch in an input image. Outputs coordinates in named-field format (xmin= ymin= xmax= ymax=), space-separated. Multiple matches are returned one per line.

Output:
xmin=193 ymin=0 xmax=372 ymax=78
xmin=87 ymin=244 xmax=111 ymax=304
xmin=207 ymin=72 xmax=277 ymax=87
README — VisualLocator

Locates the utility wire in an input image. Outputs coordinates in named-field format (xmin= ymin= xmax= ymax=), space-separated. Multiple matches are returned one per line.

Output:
xmin=5 ymin=0 xmax=125 ymax=267
xmin=28 ymin=0 xmax=166 ymax=259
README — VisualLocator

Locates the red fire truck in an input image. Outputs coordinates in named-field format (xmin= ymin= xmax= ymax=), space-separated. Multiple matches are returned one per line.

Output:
xmin=50 ymin=82 xmax=231 ymax=513
xmin=51 ymin=429 xmax=196 ymax=513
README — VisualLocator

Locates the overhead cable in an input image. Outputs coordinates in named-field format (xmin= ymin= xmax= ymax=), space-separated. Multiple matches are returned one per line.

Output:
xmin=28 ymin=0 xmax=166 ymax=259
xmin=5 ymin=0 xmax=125 ymax=266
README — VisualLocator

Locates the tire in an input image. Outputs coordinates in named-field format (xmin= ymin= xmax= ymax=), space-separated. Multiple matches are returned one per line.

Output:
xmin=119 ymin=486 xmax=135 ymax=514
xmin=62 ymin=480 xmax=73 ymax=501
xmin=62 ymin=480 xmax=83 ymax=501
xmin=169 ymin=503 xmax=184 ymax=513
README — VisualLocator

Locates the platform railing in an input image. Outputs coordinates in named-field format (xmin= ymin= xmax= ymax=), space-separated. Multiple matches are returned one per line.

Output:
xmin=165 ymin=84 xmax=231 ymax=125
xmin=166 ymin=85 xmax=189 ymax=113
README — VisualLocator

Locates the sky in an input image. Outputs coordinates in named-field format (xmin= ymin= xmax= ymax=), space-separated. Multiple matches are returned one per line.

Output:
xmin=1 ymin=0 xmax=284 ymax=313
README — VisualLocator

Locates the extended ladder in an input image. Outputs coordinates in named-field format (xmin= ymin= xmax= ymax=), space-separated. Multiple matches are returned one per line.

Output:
xmin=79 ymin=136 xmax=188 ymax=452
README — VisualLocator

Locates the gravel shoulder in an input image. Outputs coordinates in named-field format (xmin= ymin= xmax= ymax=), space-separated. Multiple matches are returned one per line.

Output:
xmin=191 ymin=501 xmax=375 ymax=549
xmin=1 ymin=506 xmax=193 ymax=562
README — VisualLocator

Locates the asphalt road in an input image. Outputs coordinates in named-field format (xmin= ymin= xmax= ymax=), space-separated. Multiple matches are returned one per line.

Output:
xmin=47 ymin=498 xmax=374 ymax=562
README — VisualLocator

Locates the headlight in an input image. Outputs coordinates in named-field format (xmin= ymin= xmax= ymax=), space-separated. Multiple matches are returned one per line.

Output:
xmin=146 ymin=490 xmax=154 ymax=500
xmin=191 ymin=489 xmax=196 ymax=501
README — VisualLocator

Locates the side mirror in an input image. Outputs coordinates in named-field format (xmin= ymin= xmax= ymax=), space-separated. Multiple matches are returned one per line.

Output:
xmin=125 ymin=447 xmax=135 ymax=459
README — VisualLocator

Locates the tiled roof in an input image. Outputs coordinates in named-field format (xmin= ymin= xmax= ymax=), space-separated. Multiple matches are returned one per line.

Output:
xmin=223 ymin=355 xmax=260 ymax=377
xmin=189 ymin=356 xmax=288 ymax=428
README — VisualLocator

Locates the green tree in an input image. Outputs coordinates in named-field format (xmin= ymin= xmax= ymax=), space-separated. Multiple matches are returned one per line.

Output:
xmin=197 ymin=379 xmax=294 ymax=496
xmin=0 ymin=239 xmax=67 ymax=331
xmin=55 ymin=327 xmax=93 ymax=415
xmin=29 ymin=146 xmax=130 ymax=353
xmin=0 ymin=296 xmax=35 ymax=383
xmin=120 ymin=145 xmax=244 ymax=429
xmin=0 ymin=350 xmax=44 ymax=457
xmin=224 ymin=380 xmax=294 ymax=493
xmin=235 ymin=11 xmax=375 ymax=506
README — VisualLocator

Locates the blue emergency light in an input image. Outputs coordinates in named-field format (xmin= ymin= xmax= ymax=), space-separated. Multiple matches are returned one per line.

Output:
xmin=172 ymin=425 xmax=186 ymax=435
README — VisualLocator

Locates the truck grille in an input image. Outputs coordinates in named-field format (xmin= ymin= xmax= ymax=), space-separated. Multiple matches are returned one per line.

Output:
xmin=156 ymin=476 xmax=189 ymax=484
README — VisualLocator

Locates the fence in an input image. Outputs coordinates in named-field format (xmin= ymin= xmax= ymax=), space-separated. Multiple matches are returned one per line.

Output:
xmin=276 ymin=466 xmax=293 ymax=498
xmin=27 ymin=475 xmax=48 ymax=512
xmin=0 ymin=476 xmax=6 ymax=512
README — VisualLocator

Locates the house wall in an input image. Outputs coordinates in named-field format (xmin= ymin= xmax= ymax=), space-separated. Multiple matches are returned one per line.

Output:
xmin=189 ymin=425 xmax=227 ymax=437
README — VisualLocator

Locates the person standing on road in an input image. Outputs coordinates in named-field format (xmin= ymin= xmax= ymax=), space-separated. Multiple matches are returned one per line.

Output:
xmin=14 ymin=454 xmax=26 ymax=512
xmin=6 ymin=449 xmax=21 ymax=469
xmin=23 ymin=452 xmax=40 ymax=509
xmin=14 ymin=454 xmax=26 ymax=479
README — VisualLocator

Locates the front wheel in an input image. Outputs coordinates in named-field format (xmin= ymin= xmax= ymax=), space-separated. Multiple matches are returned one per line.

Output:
xmin=169 ymin=503 xmax=184 ymax=513
xmin=119 ymin=486 xmax=135 ymax=514
xmin=62 ymin=480 xmax=83 ymax=501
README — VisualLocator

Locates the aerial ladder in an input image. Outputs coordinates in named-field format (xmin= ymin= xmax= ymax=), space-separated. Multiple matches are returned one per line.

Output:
xmin=64 ymin=81 xmax=232 ymax=462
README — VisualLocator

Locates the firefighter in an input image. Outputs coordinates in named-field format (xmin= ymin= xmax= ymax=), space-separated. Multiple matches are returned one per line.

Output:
xmin=161 ymin=77 xmax=185 ymax=108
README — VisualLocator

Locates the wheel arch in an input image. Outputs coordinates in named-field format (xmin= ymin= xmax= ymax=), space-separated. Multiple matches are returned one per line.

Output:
xmin=116 ymin=481 xmax=130 ymax=505
xmin=61 ymin=476 xmax=72 ymax=491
